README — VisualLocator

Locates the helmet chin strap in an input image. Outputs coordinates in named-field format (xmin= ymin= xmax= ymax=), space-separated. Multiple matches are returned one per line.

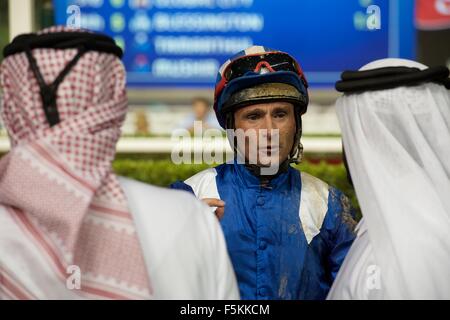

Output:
xmin=288 ymin=110 xmax=304 ymax=165
xmin=288 ymin=140 xmax=304 ymax=164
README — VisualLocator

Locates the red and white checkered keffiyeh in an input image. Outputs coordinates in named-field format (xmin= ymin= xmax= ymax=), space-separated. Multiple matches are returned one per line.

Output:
xmin=0 ymin=27 xmax=152 ymax=299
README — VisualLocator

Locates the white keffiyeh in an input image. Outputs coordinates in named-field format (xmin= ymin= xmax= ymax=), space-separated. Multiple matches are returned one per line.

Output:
xmin=329 ymin=58 xmax=450 ymax=299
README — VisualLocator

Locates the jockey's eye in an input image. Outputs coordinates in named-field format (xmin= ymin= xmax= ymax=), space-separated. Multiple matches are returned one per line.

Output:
xmin=273 ymin=111 xmax=287 ymax=118
xmin=245 ymin=110 xmax=264 ymax=121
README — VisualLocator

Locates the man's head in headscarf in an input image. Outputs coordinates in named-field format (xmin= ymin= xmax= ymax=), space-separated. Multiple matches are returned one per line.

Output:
xmin=334 ymin=58 xmax=450 ymax=299
xmin=0 ymin=26 xmax=152 ymax=299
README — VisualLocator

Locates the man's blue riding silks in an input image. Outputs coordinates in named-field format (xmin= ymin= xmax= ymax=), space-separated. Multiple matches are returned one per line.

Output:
xmin=170 ymin=161 xmax=356 ymax=300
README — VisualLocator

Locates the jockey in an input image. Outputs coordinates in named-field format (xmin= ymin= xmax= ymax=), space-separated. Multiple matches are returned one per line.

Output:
xmin=171 ymin=46 xmax=357 ymax=300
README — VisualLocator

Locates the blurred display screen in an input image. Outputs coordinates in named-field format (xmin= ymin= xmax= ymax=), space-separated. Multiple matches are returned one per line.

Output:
xmin=53 ymin=0 xmax=416 ymax=88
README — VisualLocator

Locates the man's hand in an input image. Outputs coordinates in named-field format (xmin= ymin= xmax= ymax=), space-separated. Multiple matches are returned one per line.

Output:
xmin=202 ymin=198 xmax=225 ymax=220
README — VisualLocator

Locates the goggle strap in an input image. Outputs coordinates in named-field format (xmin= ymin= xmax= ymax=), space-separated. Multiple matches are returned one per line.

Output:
xmin=225 ymin=53 xmax=298 ymax=82
xmin=254 ymin=61 xmax=276 ymax=73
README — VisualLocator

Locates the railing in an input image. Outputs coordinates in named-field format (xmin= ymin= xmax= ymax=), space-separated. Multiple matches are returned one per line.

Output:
xmin=0 ymin=136 xmax=342 ymax=154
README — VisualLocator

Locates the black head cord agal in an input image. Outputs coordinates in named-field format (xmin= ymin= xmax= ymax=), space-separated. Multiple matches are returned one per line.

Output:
xmin=3 ymin=31 xmax=123 ymax=127
xmin=335 ymin=65 xmax=450 ymax=93
xmin=335 ymin=63 xmax=449 ymax=187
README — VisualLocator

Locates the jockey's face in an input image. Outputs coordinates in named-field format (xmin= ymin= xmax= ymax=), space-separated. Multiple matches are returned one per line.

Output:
xmin=233 ymin=101 xmax=296 ymax=167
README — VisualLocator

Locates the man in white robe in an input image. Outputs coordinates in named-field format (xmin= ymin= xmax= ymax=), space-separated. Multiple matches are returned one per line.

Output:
xmin=0 ymin=26 xmax=239 ymax=300
xmin=328 ymin=58 xmax=450 ymax=300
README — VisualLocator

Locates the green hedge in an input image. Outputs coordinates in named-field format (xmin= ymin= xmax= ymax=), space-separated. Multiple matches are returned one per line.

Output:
xmin=113 ymin=159 xmax=361 ymax=219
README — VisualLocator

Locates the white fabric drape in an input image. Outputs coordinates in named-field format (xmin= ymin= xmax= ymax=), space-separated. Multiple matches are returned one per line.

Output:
xmin=329 ymin=58 xmax=450 ymax=299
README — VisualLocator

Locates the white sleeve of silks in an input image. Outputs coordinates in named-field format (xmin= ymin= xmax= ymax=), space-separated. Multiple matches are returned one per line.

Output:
xmin=183 ymin=168 xmax=221 ymax=214
xmin=119 ymin=176 xmax=239 ymax=300
xmin=327 ymin=218 xmax=383 ymax=300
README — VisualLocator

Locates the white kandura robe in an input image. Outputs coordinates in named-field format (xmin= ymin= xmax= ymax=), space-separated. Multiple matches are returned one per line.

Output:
xmin=0 ymin=177 xmax=240 ymax=300
xmin=328 ymin=58 xmax=450 ymax=300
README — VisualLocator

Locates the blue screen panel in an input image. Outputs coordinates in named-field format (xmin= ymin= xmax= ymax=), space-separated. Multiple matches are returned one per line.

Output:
xmin=53 ymin=0 xmax=416 ymax=88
